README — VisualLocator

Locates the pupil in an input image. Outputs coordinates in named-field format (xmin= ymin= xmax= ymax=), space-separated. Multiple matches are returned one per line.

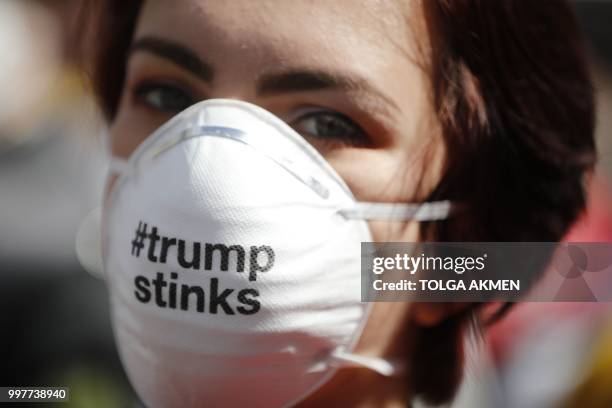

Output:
xmin=317 ymin=115 xmax=347 ymax=137
xmin=165 ymin=90 xmax=187 ymax=108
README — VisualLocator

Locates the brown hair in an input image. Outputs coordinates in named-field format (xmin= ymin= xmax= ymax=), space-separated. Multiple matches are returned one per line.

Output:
xmin=412 ymin=0 xmax=595 ymax=403
xmin=80 ymin=0 xmax=596 ymax=404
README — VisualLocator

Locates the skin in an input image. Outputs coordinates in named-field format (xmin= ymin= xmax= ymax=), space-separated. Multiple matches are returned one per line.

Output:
xmin=108 ymin=0 xmax=450 ymax=405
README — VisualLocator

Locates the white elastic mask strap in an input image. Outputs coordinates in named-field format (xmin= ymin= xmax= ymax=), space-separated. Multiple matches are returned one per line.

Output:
xmin=339 ymin=201 xmax=455 ymax=222
xmin=330 ymin=348 xmax=403 ymax=377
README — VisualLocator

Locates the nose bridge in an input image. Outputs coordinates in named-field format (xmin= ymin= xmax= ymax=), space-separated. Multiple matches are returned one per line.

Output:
xmin=208 ymin=65 xmax=260 ymax=105
xmin=208 ymin=92 xmax=257 ymax=106
xmin=205 ymin=45 xmax=281 ymax=108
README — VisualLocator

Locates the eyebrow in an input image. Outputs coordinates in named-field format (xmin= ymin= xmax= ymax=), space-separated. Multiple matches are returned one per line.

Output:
xmin=257 ymin=70 xmax=399 ymax=113
xmin=130 ymin=37 xmax=214 ymax=83
xmin=130 ymin=36 xmax=399 ymax=113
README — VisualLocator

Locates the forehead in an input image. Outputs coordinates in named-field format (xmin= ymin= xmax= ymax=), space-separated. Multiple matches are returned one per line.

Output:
xmin=135 ymin=0 xmax=418 ymax=71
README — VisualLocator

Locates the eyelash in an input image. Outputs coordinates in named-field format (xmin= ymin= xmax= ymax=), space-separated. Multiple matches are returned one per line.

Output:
xmin=133 ymin=80 xmax=197 ymax=113
xmin=131 ymin=80 xmax=370 ymax=147
xmin=291 ymin=109 xmax=369 ymax=147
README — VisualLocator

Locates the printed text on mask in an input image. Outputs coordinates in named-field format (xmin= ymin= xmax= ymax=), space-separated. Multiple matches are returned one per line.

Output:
xmin=130 ymin=221 xmax=275 ymax=315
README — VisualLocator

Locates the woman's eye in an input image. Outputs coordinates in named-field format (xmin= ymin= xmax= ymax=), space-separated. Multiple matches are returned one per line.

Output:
xmin=133 ymin=82 xmax=196 ymax=113
xmin=291 ymin=111 xmax=369 ymax=147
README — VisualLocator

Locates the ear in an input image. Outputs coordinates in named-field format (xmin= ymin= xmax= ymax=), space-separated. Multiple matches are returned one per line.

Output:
xmin=410 ymin=302 xmax=470 ymax=327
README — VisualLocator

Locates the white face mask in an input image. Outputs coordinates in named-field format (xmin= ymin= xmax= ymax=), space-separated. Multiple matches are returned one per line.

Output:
xmin=82 ymin=99 xmax=454 ymax=407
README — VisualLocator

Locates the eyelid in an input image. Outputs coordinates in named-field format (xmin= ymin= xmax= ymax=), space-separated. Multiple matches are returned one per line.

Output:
xmin=285 ymin=106 xmax=365 ymax=132
xmin=285 ymin=106 xmax=326 ymax=123
xmin=288 ymin=106 xmax=372 ymax=147
xmin=125 ymin=51 xmax=208 ymax=97
xmin=131 ymin=79 xmax=196 ymax=102
xmin=127 ymin=79 xmax=202 ymax=117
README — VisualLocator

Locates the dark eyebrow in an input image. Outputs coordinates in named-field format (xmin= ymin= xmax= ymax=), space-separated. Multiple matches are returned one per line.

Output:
xmin=257 ymin=70 xmax=400 ymax=112
xmin=129 ymin=37 xmax=398 ymax=114
xmin=130 ymin=37 xmax=214 ymax=83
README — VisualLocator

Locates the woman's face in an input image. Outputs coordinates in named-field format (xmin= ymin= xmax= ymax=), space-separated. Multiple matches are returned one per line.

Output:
xmin=109 ymin=0 xmax=441 ymax=241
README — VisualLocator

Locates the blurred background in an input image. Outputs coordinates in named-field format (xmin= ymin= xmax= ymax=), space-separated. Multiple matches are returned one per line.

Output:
xmin=0 ymin=1 xmax=610 ymax=407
